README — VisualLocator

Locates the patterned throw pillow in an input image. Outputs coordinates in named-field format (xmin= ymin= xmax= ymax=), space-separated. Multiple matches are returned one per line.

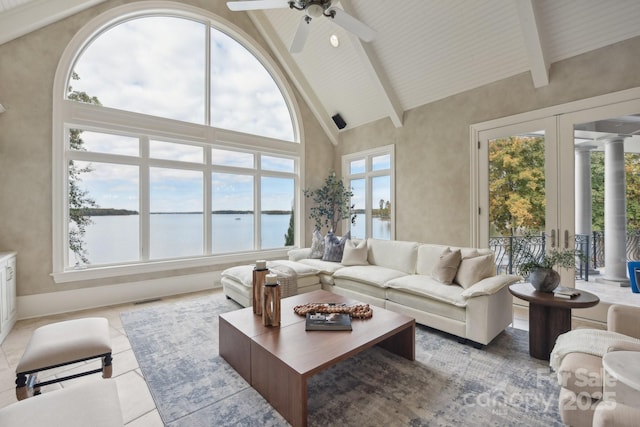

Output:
xmin=309 ymin=229 xmax=325 ymax=259
xmin=322 ymin=231 xmax=351 ymax=262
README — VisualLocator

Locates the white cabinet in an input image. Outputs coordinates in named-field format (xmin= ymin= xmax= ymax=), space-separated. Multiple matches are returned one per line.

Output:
xmin=0 ymin=252 xmax=17 ymax=344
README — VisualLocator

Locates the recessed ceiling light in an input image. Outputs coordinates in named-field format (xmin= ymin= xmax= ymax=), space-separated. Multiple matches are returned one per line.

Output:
xmin=330 ymin=34 xmax=339 ymax=48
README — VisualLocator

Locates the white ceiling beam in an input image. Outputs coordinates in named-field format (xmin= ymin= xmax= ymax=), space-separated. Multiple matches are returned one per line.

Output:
xmin=0 ymin=0 xmax=108 ymax=46
xmin=248 ymin=11 xmax=340 ymax=146
xmin=515 ymin=0 xmax=549 ymax=88
xmin=340 ymin=1 xmax=403 ymax=128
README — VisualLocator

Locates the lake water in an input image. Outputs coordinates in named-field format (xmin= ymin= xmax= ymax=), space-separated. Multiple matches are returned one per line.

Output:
xmin=73 ymin=213 xmax=391 ymax=266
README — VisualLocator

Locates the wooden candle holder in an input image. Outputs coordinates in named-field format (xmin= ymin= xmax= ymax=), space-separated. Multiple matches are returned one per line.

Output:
xmin=262 ymin=283 xmax=281 ymax=327
xmin=252 ymin=268 xmax=269 ymax=315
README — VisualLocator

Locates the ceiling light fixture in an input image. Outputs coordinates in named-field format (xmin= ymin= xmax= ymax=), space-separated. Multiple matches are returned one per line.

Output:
xmin=330 ymin=34 xmax=339 ymax=48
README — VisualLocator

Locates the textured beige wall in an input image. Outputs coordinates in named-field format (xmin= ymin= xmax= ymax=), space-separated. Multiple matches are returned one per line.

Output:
xmin=0 ymin=0 xmax=334 ymax=296
xmin=338 ymin=36 xmax=640 ymax=247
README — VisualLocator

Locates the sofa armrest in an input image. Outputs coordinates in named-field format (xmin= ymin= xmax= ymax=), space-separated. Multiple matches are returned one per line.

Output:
xmin=606 ymin=340 xmax=640 ymax=353
xmin=461 ymin=275 xmax=521 ymax=298
xmin=608 ymin=305 xmax=640 ymax=339
xmin=288 ymin=248 xmax=312 ymax=261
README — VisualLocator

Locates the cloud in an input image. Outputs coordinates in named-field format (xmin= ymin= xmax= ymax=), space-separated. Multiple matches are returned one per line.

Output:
xmin=71 ymin=16 xmax=294 ymax=140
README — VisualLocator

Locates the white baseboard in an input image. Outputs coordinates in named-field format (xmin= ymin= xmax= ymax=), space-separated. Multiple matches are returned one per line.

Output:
xmin=17 ymin=271 xmax=223 ymax=319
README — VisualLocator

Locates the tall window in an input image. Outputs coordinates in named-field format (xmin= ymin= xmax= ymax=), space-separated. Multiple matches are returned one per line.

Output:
xmin=53 ymin=6 xmax=301 ymax=281
xmin=343 ymin=146 xmax=395 ymax=240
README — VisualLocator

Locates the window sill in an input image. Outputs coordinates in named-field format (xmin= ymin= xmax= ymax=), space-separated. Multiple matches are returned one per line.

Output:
xmin=51 ymin=248 xmax=291 ymax=283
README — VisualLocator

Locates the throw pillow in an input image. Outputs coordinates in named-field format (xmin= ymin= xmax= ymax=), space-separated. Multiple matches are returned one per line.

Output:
xmin=431 ymin=247 xmax=462 ymax=284
xmin=322 ymin=231 xmax=351 ymax=262
xmin=454 ymin=253 xmax=495 ymax=289
xmin=309 ymin=229 xmax=325 ymax=259
xmin=341 ymin=239 xmax=369 ymax=266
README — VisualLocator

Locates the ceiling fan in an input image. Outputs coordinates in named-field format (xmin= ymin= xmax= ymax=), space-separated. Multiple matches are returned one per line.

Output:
xmin=227 ymin=0 xmax=377 ymax=53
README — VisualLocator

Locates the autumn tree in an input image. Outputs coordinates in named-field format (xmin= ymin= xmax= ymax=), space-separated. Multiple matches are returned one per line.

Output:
xmin=489 ymin=136 xmax=546 ymax=236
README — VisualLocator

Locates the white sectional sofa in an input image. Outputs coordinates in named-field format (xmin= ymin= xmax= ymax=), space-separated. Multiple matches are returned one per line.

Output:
xmin=287 ymin=238 xmax=520 ymax=346
xmin=221 ymin=238 xmax=520 ymax=346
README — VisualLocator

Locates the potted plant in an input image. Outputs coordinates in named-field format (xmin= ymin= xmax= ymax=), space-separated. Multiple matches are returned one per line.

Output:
xmin=518 ymin=247 xmax=585 ymax=292
xmin=303 ymin=171 xmax=356 ymax=233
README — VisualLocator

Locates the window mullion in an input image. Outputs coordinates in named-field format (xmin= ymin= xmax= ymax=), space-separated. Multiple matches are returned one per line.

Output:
xmin=140 ymin=136 xmax=150 ymax=261
xmin=204 ymin=148 xmax=212 ymax=255
xmin=205 ymin=23 xmax=211 ymax=127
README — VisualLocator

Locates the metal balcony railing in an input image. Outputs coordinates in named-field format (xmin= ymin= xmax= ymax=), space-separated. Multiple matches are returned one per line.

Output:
xmin=488 ymin=231 xmax=640 ymax=281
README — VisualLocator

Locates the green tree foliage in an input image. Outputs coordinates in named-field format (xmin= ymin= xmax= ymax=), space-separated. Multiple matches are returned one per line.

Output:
xmin=67 ymin=72 xmax=101 ymax=264
xmin=489 ymin=136 xmax=546 ymax=236
xmin=374 ymin=199 xmax=391 ymax=219
xmin=303 ymin=172 xmax=355 ymax=233
xmin=590 ymin=152 xmax=604 ymax=231
xmin=491 ymin=141 xmax=640 ymax=236
xmin=284 ymin=206 xmax=294 ymax=246
xmin=625 ymin=153 xmax=640 ymax=230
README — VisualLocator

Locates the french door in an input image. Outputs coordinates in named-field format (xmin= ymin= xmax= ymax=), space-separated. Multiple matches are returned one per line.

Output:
xmin=476 ymin=117 xmax=572 ymax=281
xmin=473 ymin=90 xmax=640 ymax=286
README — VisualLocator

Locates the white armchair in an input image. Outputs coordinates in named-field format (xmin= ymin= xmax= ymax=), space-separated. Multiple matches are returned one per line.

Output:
xmin=553 ymin=304 xmax=640 ymax=427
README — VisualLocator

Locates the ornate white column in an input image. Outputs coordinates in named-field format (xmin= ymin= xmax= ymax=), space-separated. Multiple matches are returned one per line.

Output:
xmin=599 ymin=138 xmax=629 ymax=285
xmin=575 ymin=146 xmax=595 ymax=236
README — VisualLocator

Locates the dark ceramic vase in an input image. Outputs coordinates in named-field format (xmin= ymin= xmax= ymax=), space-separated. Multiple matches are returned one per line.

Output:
xmin=529 ymin=268 xmax=560 ymax=292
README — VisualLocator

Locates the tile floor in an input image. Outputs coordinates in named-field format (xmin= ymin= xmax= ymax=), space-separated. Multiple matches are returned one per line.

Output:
xmin=0 ymin=288 xmax=223 ymax=426
xmin=0 ymin=283 xmax=623 ymax=425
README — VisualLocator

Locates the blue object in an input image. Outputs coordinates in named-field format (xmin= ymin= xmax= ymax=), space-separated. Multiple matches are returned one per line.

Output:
xmin=627 ymin=261 xmax=640 ymax=293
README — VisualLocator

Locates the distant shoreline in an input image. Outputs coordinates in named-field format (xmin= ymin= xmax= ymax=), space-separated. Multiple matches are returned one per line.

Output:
xmin=75 ymin=208 xmax=292 ymax=216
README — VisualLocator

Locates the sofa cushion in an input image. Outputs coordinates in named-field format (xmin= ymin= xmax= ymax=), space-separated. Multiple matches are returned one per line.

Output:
xmin=221 ymin=261 xmax=320 ymax=289
xmin=333 ymin=265 xmax=407 ymax=288
xmin=310 ymin=229 xmax=325 ymax=259
xmin=385 ymin=288 xmax=466 ymax=322
xmin=323 ymin=231 xmax=350 ymax=262
xmin=341 ymin=239 xmax=369 ymax=266
xmin=454 ymin=253 xmax=496 ymax=289
xmin=431 ymin=247 xmax=462 ymax=284
xmin=367 ymin=239 xmax=418 ymax=274
xmin=288 ymin=247 xmax=311 ymax=261
xmin=386 ymin=275 xmax=467 ymax=307
xmin=297 ymin=258 xmax=345 ymax=275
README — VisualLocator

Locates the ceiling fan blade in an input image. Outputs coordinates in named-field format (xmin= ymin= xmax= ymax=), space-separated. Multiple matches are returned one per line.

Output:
xmin=227 ymin=0 xmax=290 ymax=12
xmin=289 ymin=15 xmax=311 ymax=53
xmin=327 ymin=7 xmax=376 ymax=42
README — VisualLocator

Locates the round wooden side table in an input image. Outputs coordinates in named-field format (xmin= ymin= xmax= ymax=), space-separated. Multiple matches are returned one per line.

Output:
xmin=509 ymin=282 xmax=600 ymax=360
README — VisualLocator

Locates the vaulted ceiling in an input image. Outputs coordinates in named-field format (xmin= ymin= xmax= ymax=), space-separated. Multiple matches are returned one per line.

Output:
xmin=2 ymin=0 xmax=640 ymax=145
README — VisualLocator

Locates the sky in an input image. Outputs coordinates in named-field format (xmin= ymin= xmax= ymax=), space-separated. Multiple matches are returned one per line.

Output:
xmin=69 ymin=15 xmax=297 ymax=213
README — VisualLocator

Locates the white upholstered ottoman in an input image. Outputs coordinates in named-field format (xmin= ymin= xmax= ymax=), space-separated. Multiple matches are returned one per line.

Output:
xmin=222 ymin=260 xmax=321 ymax=307
xmin=15 ymin=317 xmax=113 ymax=400
xmin=0 ymin=380 xmax=123 ymax=427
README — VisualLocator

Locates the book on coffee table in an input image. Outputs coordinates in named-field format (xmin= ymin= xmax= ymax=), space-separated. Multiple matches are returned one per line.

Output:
xmin=553 ymin=286 xmax=581 ymax=299
xmin=305 ymin=312 xmax=352 ymax=331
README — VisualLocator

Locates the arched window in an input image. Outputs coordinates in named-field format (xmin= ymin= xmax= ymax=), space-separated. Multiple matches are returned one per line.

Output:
xmin=52 ymin=3 xmax=302 ymax=282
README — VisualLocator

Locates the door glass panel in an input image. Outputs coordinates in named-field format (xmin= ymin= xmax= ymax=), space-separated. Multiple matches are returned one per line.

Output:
xmin=488 ymin=131 xmax=546 ymax=275
xmin=573 ymin=114 xmax=640 ymax=283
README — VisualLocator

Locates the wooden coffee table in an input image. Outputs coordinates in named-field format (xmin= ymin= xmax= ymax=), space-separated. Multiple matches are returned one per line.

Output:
xmin=509 ymin=282 xmax=599 ymax=360
xmin=219 ymin=289 xmax=415 ymax=427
